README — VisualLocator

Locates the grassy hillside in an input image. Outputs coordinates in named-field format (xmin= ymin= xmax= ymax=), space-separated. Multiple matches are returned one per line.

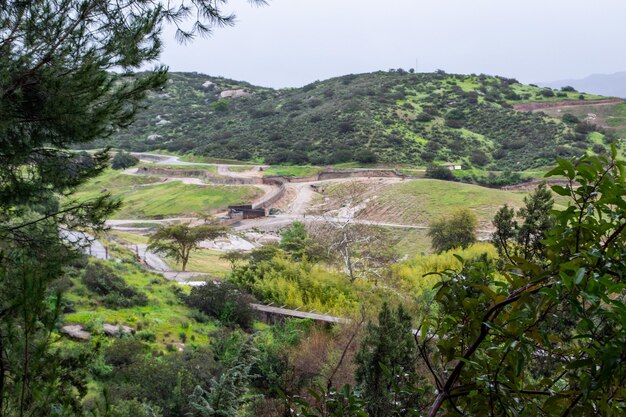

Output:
xmin=533 ymin=101 xmax=626 ymax=139
xmin=72 ymin=169 xmax=263 ymax=219
xmin=316 ymin=178 xmax=533 ymax=228
xmin=62 ymin=249 xmax=218 ymax=346
xmin=89 ymin=71 xmax=618 ymax=170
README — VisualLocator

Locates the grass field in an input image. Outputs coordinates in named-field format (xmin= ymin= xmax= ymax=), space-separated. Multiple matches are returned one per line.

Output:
xmin=263 ymin=165 xmax=323 ymax=177
xmin=178 ymin=153 xmax=259 ymax=165
xmin=73 ymin=170 xmax=263 ymax=219
xmin=392 ymin=228 xmax=432 ymax=256
xmin=375 ymin=180 xmax=527 ymax=226
xmin=226 ymin=165 xmax=255 ymax=172
xmin=321 ymin=179 xmax=530 ymax=228
xmin=181 ymin=250 xmax=232 ymax=277
xmin=148 ymin=163 xmax=219 ymax=172
xmin=79 ymin=168 xmax=160 ymax=191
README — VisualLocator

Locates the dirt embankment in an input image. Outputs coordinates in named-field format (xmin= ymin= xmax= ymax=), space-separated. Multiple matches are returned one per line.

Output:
xmin=513 ymin=98 xmax=624 ymax=112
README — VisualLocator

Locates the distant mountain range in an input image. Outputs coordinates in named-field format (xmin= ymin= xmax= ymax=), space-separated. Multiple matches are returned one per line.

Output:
xmin=539 ymin=72 xmax=626 ymax=98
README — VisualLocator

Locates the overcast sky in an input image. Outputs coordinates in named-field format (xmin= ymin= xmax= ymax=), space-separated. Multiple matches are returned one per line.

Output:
xmin=158 ymin=0 xmax=626 ymax=88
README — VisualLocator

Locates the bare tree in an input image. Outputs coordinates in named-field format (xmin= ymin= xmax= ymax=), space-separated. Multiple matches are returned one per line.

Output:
xmin=309 ymin=180 xmax=401 ymax=283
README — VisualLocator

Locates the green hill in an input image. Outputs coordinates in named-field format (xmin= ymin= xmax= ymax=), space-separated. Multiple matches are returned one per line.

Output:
xmin=92 ymin=71 xmax=618 ymax=170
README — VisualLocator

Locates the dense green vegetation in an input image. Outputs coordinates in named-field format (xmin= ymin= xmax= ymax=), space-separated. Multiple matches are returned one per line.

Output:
xmin=89 ymin=71 xmax=616 ymax=170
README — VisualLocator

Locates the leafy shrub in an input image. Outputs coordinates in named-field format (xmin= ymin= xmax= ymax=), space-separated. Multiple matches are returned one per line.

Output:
xmin=185 ymin=282 xmax=256 ymax=329
xmin=575 ymin=121 xmax=597 ymax=134
xmin=230 ymin=252 xmax=361 ymax=316
xmin=420 ymin=151 xmax=436 ymax=162
xmin=211 ymin=98 xmax=228 ymax=112
xmin=425 ymin=164 xmax=455 ymax=181
xmin=329 ymin=149 xmax=353 ymax=164
xmin=428 ymin=208 xmax=478 ymax=253
xmin=107 ymin=400 xmax=163 ymax=417
xmin=355 ymin=149 xmax=378 ymax=164
xmin=83 ymin=263 xmax=148 ymax=308
xmin=444 ymin=109 xmax=465 ymax=128
xmin=136 ymin=330 xmax=156 ymax=342
xmin=454 ymin=170 xmax=525 ymax=187
xmin=562 ymin=113 xmax=580 ymax=124
xmin=470 ymin=150 xmax=489 ymax=166
xmin=105 ymin=338 xmax=147 ymax=368
xmin=592 ymin=144 xmax=607 ymax=155
xmin=111 ymin=150 xmax=138 ymax=170
xmin=504 ymin=91 xmax=521 ymax=101
xmin=415 ymin=112 xmax=433 ymax=122
xmin=105 ymin=348 xmax=218 ymax=417
xmin=539 ymin=88 xmax=555 ymax=97
xmin=337 ymin=120 xmax=355 ymax=133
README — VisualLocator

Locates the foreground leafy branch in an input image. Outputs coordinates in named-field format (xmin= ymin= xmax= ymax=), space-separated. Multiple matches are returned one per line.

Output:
xmin=421 ymin=149 xmax=626 ymax=416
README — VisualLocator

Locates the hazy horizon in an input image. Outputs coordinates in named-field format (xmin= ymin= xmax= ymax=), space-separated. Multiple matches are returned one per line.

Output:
xmin=157 ymin=0 xmax=626 ymax=88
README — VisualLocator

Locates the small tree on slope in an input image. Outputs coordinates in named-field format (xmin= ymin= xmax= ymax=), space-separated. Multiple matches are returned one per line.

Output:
xmin=148 ymin=224 xmax=228 ymax=272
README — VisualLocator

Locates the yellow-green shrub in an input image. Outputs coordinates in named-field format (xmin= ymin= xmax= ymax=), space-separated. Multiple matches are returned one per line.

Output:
xmin=230 ymin=255 xmax=361 ymax=315
xmin=391 ymin=243 xmax=497 ymax=296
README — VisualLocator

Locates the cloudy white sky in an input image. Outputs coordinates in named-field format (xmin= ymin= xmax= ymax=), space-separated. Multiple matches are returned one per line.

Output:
xmin=158 ymin=0 xmax=626 ymax=88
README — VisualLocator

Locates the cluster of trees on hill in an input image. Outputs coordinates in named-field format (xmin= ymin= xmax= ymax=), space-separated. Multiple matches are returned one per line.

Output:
xmin=86 ymin=71 xmax=614 ymax=170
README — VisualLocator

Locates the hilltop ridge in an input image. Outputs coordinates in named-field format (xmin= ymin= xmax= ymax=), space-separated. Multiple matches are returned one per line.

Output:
xmin=92 ymin=71 xmax=619 ymax=170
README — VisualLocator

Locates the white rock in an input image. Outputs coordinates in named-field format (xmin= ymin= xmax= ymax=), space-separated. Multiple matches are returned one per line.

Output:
xmin=61 ymin=324 xmax=91 ymax=340
xmin=220 ymin=89 xmax=252 ymax=99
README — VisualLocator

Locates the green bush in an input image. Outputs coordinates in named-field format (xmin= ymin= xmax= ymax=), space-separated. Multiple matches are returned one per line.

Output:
xmin=105 ymin=338 xmax=147 ymax=368
xmin=111 ymin=150 xmax=139 ymax=170
xmin=136 ymin=330 xmax=156 ymax=342
xmin=83 ymin=263 xmax=148 ymax=308
xmin=105 ymin=347 xmax=218 ymax=417
xmin=428 ymin=208 xmax=477 ymax=253
xmin=592 ymin=143 xmax=607 ymax=154
xmin=185 ymin=282 xmax=256 ymax=329
xmin=562 ymin=113 xmax=580 ymax=124
xmin=354 ymin=149 xmax=378 ymax=164
xmin=211 ymin=98 xmax=228 ymax=112
xmin=539 ymin=88 xmax=555 ymax=97
xmin=425 ymin=164 xmax=455 ymax=181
